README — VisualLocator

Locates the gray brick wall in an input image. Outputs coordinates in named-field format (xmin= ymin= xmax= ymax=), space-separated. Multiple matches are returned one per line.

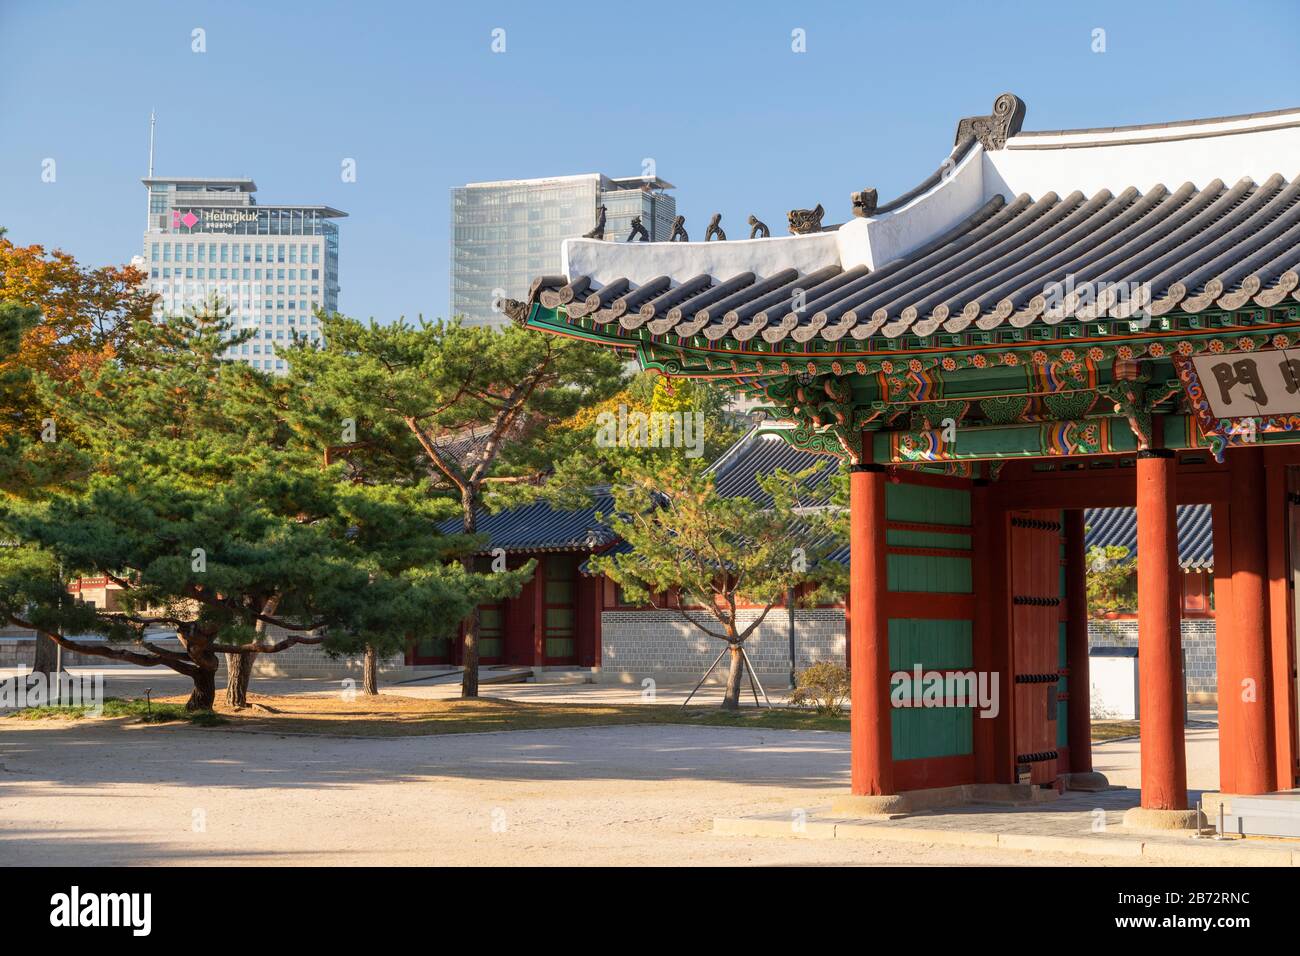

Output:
xmin=0 ymin=631 xmax=409 ymax=681
xmin=1088 ymin=618 xmax=1218 ymax=697
xmin=599 ymin=608 xmax=846 ymax=685
xmin=0 ymin=636 xmax=192 ymax=669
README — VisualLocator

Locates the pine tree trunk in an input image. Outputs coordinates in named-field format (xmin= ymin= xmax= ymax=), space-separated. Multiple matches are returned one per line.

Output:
xmin=363 ymin=643 xmax=379 ymax=695
xmin=224 ymin=595 xmax=278 ymax=708
xmin=224 ymin=651 xmax=253 ymax=707
xmin=721 ymin=643 xmax=746 ymax=711
xmin=32 ymin=633 xmax=60 ymax=676
xmin=30 ymin=633 xmax=60 ymax=679
xmin=461 ymin=611 xmax=480 ymax=698
xmin=187 ymin=667 xmax=217 ymax=711
xmin=460 ymin=494 xmax=480 ymax=699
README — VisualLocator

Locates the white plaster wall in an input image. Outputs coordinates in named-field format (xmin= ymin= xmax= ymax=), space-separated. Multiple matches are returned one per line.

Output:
xmin=562 ymin=232 xmax=840 ymax=287
xmin=841 ymin=141 xmax=986 ymax=270
xmin=1090 ymin=655 xmax=1140 ymax=719
xmin=987 ymin=113 xmax=1300 ymax=200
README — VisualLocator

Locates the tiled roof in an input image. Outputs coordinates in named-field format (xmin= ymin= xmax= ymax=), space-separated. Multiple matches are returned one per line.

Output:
xmin=709 ymin=430 xmax=839 ymax=503
xmin=457 ymin=431 xmax=1215 ymax=573
xmin=441 ymin=492 xmax=618 ymax=555
xmin=526 ymin=174 xmax=1300 ymax=346
xmin=1084 ymin=504 xmax=1214 ymax=570
xmin=460 ymin=430 xmax=841 ymax=556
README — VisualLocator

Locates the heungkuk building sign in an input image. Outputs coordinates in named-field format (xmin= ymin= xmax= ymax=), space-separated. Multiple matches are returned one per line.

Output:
xmin=170 ymin=208 xmax=259 ymax=232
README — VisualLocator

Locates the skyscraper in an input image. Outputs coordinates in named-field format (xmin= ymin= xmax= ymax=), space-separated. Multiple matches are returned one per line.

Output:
xmin=450 ymin=173 xmax=675 ymax=328
xmin=140 ymin=177 xmax=345 ymax=372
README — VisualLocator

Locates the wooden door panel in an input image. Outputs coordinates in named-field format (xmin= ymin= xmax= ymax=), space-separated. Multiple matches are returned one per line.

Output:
xmin=1010 ymin=511 xmax=1064 ymax=785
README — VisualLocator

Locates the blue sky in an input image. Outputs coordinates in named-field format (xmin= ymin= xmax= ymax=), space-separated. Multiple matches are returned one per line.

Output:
xmin=1 ymin=0 xmax=1297 ymax=323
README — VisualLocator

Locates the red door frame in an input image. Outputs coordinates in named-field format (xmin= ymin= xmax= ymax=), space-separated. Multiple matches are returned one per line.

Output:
xmin=983 ymin=446 xmax=1300 ymax=792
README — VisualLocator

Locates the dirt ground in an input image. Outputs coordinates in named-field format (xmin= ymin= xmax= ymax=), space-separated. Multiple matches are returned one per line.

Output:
xmin=0 ymin=714 xmax=1174 ymax=867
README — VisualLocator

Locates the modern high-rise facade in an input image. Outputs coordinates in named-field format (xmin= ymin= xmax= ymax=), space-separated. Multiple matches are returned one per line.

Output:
xmin=140 ymin=177 xmax=345 ymax=372
xmin=450 ymin=173 xmax=675 ymax=327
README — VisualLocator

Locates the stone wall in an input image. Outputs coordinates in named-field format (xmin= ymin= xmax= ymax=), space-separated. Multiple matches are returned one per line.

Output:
xmin=601 ymin=609 xmax=1219 ymax=701
xmin=598 ymin=608 xmax=846 ymax=685
xmin=237 ymin=641 xmax=408 ymax=680
xmin=0 ymin=632 xmax=410 ymax=682
xmin=1088 ymin=618 xmax=1218 ymax=700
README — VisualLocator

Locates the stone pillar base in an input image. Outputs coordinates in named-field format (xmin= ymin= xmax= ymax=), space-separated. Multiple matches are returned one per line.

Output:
xmin=1122 ymin=805 xmax=1205 ymax=831
xmin=829 ymin=793 xmax=912 ymax=818
xmin=1063 ymin=771 xmax=1111 ymax=792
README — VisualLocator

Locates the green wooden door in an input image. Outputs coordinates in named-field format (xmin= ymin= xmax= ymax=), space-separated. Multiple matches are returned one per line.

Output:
xmin=479 ymin=603 xmax=504 ymax=662
xmin=543 ymin=554 xmax=578 ymax=663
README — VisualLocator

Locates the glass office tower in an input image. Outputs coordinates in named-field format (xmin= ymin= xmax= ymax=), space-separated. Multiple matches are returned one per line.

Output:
xmin=141 ymin=177 xmax=345 ymax=373
xmin=450 ymin=173 xmax=676 ymax=328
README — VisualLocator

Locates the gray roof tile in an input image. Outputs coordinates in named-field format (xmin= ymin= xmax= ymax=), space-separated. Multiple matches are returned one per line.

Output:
xmin=1084 ymin=504 xmax=1214 ymax=570
xmin=525 ymin=174 xmax=1300 ymax=347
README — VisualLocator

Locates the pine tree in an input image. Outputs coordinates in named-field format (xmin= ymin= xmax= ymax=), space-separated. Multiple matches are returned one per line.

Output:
xmin=0 ymin=299 xmax=514 ymax=710
xmin=590 ymin=455 xmax=841 ymax=710
xmin=282 ymin=314 xmax=624 ymax=697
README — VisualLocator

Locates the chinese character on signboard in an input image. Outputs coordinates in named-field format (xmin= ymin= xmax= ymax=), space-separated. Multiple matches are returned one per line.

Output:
xmin=1190 ymin=350 xmax=1300 ymax=418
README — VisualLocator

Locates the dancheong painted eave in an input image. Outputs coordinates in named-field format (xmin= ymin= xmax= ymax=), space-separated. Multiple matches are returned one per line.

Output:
xmin=505 ymin=94 xmax=1300 ymax=358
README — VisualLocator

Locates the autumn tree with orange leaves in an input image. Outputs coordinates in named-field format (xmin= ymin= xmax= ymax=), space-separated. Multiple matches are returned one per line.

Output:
xmin=0 ymin=230 xmax=156 ymax=676
xmin=0 ymin=232 xmax=155 ymax=443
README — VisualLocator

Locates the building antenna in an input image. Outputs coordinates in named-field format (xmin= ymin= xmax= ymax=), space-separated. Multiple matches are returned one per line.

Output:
xmin=145 ymin=110 xmax=157 ymax=232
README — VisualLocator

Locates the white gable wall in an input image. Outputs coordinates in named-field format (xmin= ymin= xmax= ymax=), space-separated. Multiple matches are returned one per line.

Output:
xmin=987 ymin=112 xmax=1300 ymax=200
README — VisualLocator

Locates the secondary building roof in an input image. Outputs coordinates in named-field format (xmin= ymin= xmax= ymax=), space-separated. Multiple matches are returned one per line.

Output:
xmin=449 ymin=493 xmax=618 ymax=555
xmin=1083 ymin=504 xmax=1214 ymax=571
xmin=451 ymin=428 xmax=1217 ymax=572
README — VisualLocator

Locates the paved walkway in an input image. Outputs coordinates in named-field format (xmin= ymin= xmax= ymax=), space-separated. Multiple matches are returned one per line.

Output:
xmin=1 ymin=720 xmax=1143 ymax=866
xmin=2 ymin=667 xmax=1278 ymax=865
xmin=715 ymin=786 xmax=1300 ymax=865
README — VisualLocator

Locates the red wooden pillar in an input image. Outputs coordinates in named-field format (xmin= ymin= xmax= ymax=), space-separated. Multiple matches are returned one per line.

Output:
xmin=532 ymin=555 xmax=546 ymax=668
xmin=590 ymin=574 xmax=604 ymax=670
xmin=1265 ymin=448 xmax=1298 ymax=790
xmin=1221 ymin=449 xmax=1275 ymax=794
xmin=849 ymin=460 xmax=894 ymax=796
xmin=1064 ymin=509 xmax=1093 ymax=774
xmin=970 ymin=480 xmax=993 ymax=781
xmin=1135 ymin=449 xmax=1188 ymax=810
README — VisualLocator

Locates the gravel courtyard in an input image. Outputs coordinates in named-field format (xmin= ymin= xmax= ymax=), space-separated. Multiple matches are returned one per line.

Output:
xmin=0 ymin=718 xmax=1166 ymax=867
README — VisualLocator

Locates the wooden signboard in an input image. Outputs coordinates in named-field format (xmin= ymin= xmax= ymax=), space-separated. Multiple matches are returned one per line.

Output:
xmin=1175 ymin=349 xmax=1300 ymax=459
xmin=1190 ymin=349 xmax=1300 ymax=419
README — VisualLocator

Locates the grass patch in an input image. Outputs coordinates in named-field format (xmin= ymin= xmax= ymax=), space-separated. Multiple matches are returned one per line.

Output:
xmin=6 ymin=704 xmax=93 ymax=721
xmin=1090 ymin=719 xmax=1140 ymax=742
xmin=123 ymin=691 xmax=852 ymax=738
xmin=100 ymin=697 xmax=226 ymax=726
xmin=4 ymin=697 xmax=225 ymax=727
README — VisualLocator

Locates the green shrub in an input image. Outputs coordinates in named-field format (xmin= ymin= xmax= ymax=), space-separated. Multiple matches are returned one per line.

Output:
xmin=789 ymin=662 xmax=851 ymax=717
